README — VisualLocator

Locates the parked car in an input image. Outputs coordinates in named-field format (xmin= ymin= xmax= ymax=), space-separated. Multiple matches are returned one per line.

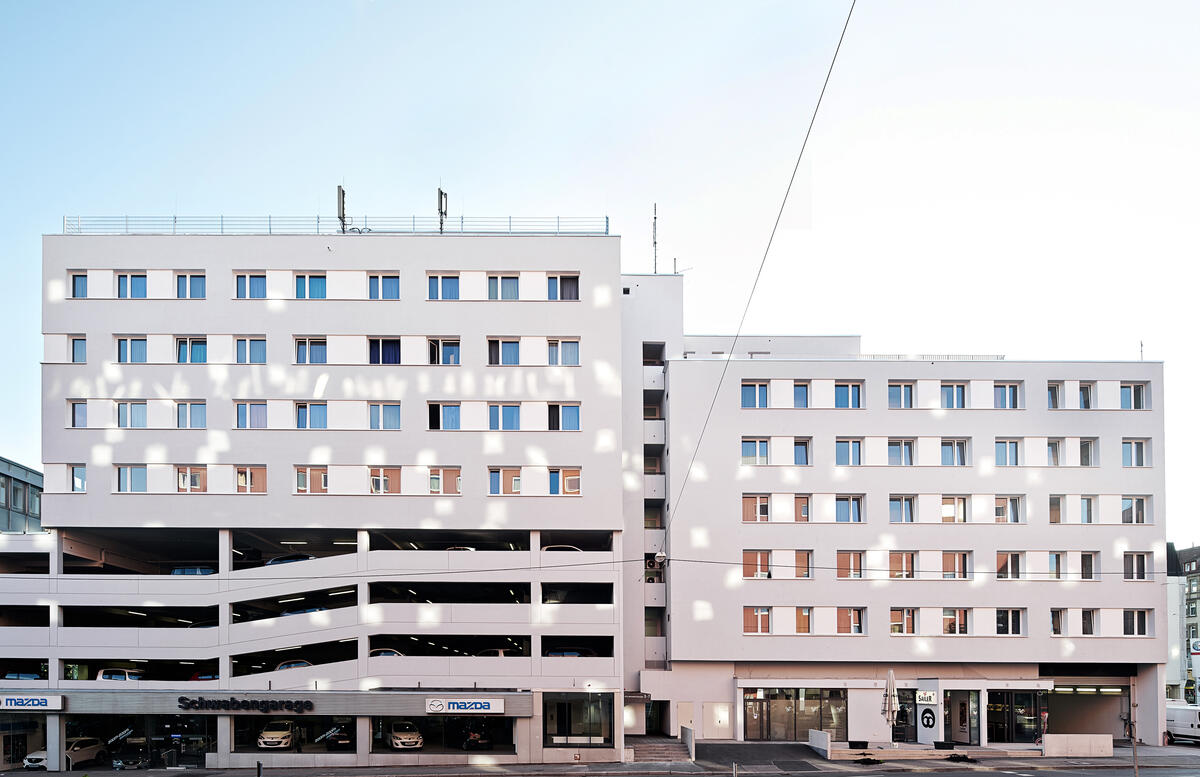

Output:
xmin=322 ymin=721 xmax=354 ymax=751
xmin=112 ymin=753 xmax=151 ymax=770
xmin=26 ymin=737 xmax=108 ymax=768
xmin=544 ymin=647 xmax=597 ymax=657
xmin=3 ymin=671 xmax=42 ymax=680
xmin=445 ymin=546 xmax=476 ymax=551
xmin=369 ymin=648 xmax=404 ymax=657
xmin=280 ymin=606 xmax=326 ymax=616
xmin=265 ymin=553 xmax=316 ymax=565
xmin=187 ymin=619 xmax=218 ymax=629
xmin=275 ymin=659 xmax=313 ymax=671
xmin=475 ymin=648 xmax=520 ymax=657
xmin=1166 ymin=703 xmax=1200 ymax=744
xmin=542 ymin=544 xmax=583 ymax=552
xmin=389 ymin=719 xmax=424 ymax=750
xmin=257 ymin=720 xmax=298 ymax=749
xmin=96 ymin=668 xmax=144 ymax=681
xmin=460 ymin=720 xmax=492 ymax=750
xmin=170 ymin=566 xmax=215 ymax=575
xmin=189 ymin=671 xmax=219 ymax=681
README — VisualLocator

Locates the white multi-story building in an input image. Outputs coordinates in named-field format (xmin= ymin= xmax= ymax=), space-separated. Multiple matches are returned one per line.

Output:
xmin=0 ymin=220 xmax=1167 ymax=768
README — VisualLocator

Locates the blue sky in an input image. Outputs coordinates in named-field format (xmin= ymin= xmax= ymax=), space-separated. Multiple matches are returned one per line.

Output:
xmin=1 ymin=1 xmax=1197 ymax=543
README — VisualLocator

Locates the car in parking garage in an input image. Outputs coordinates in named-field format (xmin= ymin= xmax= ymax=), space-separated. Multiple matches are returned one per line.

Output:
xmin=96 ymin=667 xmax=145 ymax=681
xmin=265 ymin=553 xmax=316 ymax=565
xmin=257 ymin=720 xmax=299 ymax=749
xmin=170 ymin=566 xmax=215 ymax=575
xmin=25 ymin=737 xmax=108 ymax=769
xmin=389 ymin=719 xmax=424 ymax=750
xmin=274 ymin=659 xmax=313 ymax=671
xmin=369 ymin=648 xmax=404 ymax=657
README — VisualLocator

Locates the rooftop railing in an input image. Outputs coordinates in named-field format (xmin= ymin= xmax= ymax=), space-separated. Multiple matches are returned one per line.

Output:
xmin=62 ymin=215 xmax=610 ymax=236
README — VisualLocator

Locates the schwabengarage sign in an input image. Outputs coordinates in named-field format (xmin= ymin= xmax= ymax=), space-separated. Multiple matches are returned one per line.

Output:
xmin=178 ymin=696 xmax=315 ymax=714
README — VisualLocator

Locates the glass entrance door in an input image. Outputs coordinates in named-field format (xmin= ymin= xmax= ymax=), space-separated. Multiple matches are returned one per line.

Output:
xmin=744 ymin=699 xmax=767 ymax=740
xmin=987 ymin=691 xmax=1041 ymax=743
xmin=892 ymin=689 xmax=917 ymax=743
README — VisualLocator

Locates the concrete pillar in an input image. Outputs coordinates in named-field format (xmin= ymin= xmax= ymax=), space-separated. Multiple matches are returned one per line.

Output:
xmin=217 ymin=529 xmax=232 ymax=575
xmin=45 ymin=714 xmax=65 ymax=772
xmin=613 ymin=690 xmax=625 ymax=757
xmin=916 ymin=679 xmax=941 ymax=745
xmin=1135 ymin=664 xmax=1165 ymax=744
xmin=215 ymin=715 xmax=231 ymax=768
xmin=978 ymin=689 xmax=989 ymax=747
xmin=355 ymin=715 xmax=371 ymax=766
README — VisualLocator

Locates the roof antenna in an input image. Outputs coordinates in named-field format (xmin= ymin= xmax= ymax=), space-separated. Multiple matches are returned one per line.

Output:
xmin=1139 ymin=340 xmax=1144 ymax=360
xmin=652 ymin=203 xmax=658 ymax=273
xmin=438 ymin=188 xmax=448 ymax=234
xmin=337 ymin=186 xmax=347 ymax=234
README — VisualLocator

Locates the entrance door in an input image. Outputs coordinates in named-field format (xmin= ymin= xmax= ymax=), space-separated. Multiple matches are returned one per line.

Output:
xmin=943 ymin=690 xmax=980 ymax=745
xmin=646 ymin=701 xmax=668 ymax=735
xmin=744 ymin=700 xmax=767 ymax=741
xmin=892 ymin=690 xmax=917 ymax=743
xmin=987 ymin=691 xmax=1041 ymax=743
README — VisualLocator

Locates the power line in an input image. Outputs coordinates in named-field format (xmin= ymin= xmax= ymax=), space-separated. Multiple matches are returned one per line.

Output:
xmin=663 ymin=0 xmax=856 ymax=536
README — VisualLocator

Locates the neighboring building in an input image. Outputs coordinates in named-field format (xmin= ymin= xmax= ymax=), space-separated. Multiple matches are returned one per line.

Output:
xmin=0 ymin=220 xmax=1169 ymax=769
xmin=1166 ymin=543 xmax=1185 ymax=701
xmin=1180 ymin=545 xmax=1200 ymax=703
xmin=1 ymin=456 xmax=43 ymax=534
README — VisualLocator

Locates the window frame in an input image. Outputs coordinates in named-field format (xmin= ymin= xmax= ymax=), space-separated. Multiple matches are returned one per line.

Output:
xmin=833 ymin=382 xmax=862 ymax=409
xmin=835 ymin=495 xmax=863 ymax=523
xmin=295 ymin=337 xmax=328 ymax=365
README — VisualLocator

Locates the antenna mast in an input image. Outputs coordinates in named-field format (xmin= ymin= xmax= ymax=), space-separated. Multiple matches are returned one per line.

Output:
xmin=652 ymin=203 xmax=658 ymax=273
xmin=438 ymin=188 xmax=448 ymax=234
xmin=337 ymin=186 xmax=347 ymax=234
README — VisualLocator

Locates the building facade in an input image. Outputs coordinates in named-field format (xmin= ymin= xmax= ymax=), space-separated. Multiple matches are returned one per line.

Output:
xmin=0 ymin=226 xmax=1168 ymax=768
xmin=1 ymin=456 xmax=43 ymax=534
xmin=1178 ymin=545 xmax=1200 ymax=703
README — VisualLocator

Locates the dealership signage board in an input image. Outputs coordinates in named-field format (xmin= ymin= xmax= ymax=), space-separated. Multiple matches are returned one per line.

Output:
xmin=425 ymin=698 xmax=505 ymax=714
xmin=0 ymin=695 xmax=64 ymax=710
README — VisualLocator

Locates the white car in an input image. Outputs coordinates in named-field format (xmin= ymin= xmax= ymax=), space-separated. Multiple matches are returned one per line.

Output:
xmin=390 ymin=720 xmax=424 ymax=750
xmin=25 ymin=737 xmax=108 ymax=769
xmin=257 ymin=720 xmax=298 ymax=749
xmin=96 ymin=667 xmax=144 ymax=681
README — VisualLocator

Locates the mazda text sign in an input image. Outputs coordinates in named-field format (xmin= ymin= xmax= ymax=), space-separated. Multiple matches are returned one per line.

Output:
xmin=425 ymin=697 xmax=504 ymax=714
xmin=0 ymin=695 xmax=63 ymax=710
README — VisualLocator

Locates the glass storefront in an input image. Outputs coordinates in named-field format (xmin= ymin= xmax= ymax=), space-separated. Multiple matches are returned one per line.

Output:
xmin=543 ymin=692 xmax=614 ymax=747
xmin=743 ymin=688 xmax=847 ymax=741
xmin=64 ymin=714 xmax=216 ymax=768
xmin=1 ymin=714 xmax=44 ymax=769
xmin=987 ymin=691 xmax=1043 ymax=743
xmin=232 ymin=715 xmax=356 ymax=753
xmin=370 ymin=715 xmax=515 ymax=754
xmin=892 ymin=689 xmax=916 ymax=743
xmin=942 ymin=691 xmax=980 ymax=746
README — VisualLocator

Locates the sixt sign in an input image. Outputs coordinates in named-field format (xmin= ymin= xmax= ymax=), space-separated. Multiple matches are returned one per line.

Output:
xmin=0 ymin=695 xmax=64 ymax=710
xmin=425 ymin=697 xmax=504 ymax=714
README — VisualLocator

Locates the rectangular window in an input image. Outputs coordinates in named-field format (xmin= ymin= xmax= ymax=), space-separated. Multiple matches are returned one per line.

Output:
xmin=369 ymin=466 xmax=403 ymax=494
xmin=1123 ymin=609 xmax=1149 ymax=636
xmin=428 ymin=338 xmax=460 ymax=365
xmin=741 ymin=381 xmax=768 ymax=408
xmin=794 ymin=494 xmax=810 ymax=523
xmin=549 ymin=467 xmax=581 ymax=496
xmin=487 ymin=275 xmax=519 ymax=300
xmin=295 ymin=274 xmax=326 ymax=299
xmin=1122 ymin=496 xmax=1148 ymax=524
xmin=795 ymin=606 xmax=812 ymax=634
xmin=368 ymin=275 xmax=400 ymax=300
xmin=1082 ymin=609 xmax=1097 ymax=635
xmin=236 ymin=274 xmax=266 ymax=299
xmin=995 ymin=496 xmax=1021 ymax=523
xmin=1124 ymin=553 xmax=1148 ymax=580
xmin=295 ymin=466 xmax=328 ymax=494
xmin=996 ymin=609 xmax=1023 ymax=636
xmin=1121 ymin=383 xmax=1147 ymax=410
xmin=1080 ymin=496 xmax=1095 ymax=524
xmin=236 ymin=466 xmax=266 ymax=493
xmin=71 ymin=465 xmax=87 ymax=493
xmin=890 ymin=608 xmax=916 ymax=634
xmin=834 ymin=382 xmax=862 ymax=409
xmin=1047 ymin=439 xmax=1061 ymax=466
xmin=116 ymin=337 xmax=147 ymax=363
xmin=942 ymin=496 xmax=968 ymax=523
xmin=368 ymin=338 xmax=402 ymax=365
xmin=742 ymin=550 xmax=771 ymax=579
xmin=176 ymin=465 xmax=208 ymax=493
xmin=1047 ymin=382 xmax=1062 ymax=409
xmin=488 ymin=403 xmax=521 ymax=431
xmin=1049 ymin=495 xmax=1062 ymax=524
xmin=997 ymin=552 xmax=1021 ymax=580
xmin=942 ymin=551 xmax=970 ymax=579
xmin=294 ymin=337 xmax=327 ymax=364
xmin=795 ymin=550 xmax=812 ymax=579
xmin=70 ymin=401 xmax=87 ymax=428
xmin=793 ymin=438 xmax=810 ymax=466
xmin=488 ymin=339 xmax=520 ymax=365
xmin=1079 ymin=382 xmax=1094 ymax=409
xmin=71 ymin=273 xmax=87 ymax=298
xmin=547 ymin=339 xmax=580 ymax=366
xmin=941 ymin=439 xmax=967 ymax=466
xmin=547 ymin=275 xmax=579 ymax=300
xmin=116 ymin=465 xmax=148 ymax=493
xmin=236 ymin=338 xmax=266 ymax=364
xmin=488 ymin=467 xmax=521 ymax=495
xmin=176 ymin=337 xmax=207 ymax=364
xmin=888 ymin=383 xmax=913 ymax=409
xmin=1048 ymin=552 xmax=1065 ymax=580
xmin=71 ymin=337 xmax=87 ymax=363
xmin=743 ymin=606 xmax=771 ymax=634
xmin=1080 ymin=438 xmax=1096 ymax=467
xmin=835 ymin=495 xmax=863 ymax=523
xmin=741 ymin=438 xmax=768 ymax=465
xmin=116 ymin=401 xmax=147 ymax=429
xmin=429 ymin=466 xmax=461 ymax=495
xmin=837 ymin=551 xmax=864 ymax=579
xmin=1122 ymin=439 xmax=1147 ymax=467
xmin=995 ymin=439 xmax=1019 ymax=466
xmin=295 ymin=402 xmax=328 ymax=429
xmin=427 ymin=275 xmax=460 ymax=300
xmin=1050 ymin=608 xmax=1065 ymax=636
xmin=235 ymin=402 xmax=267 ymax=429
xmin=369 ymin=403 xmax=402 ymax=430
xmin=543 ymin=692 xmax=614 ymax=748
xmin=548 ymin=403 xmax=580 ymax=431
xmin=940 ymin=383 xmax=966 ymax=409
xmin=117 ymin=273 xmax=147 ymax=299
xmin=888 ymin=439 xmax=914 ymax=466
xmin=428 ymin=403 xmax=461 ymax=430
xmin=889 ymin=495 xmax=914 ymax=524
xmin=1081 ymin=553 xmax=1096 ymax=580
xmin=835 ymin=439 xmax=862 ymax=466
xmin=793 ymin=382 xmax=809 ymax=408
xmin=889 ymin=551 xmax=916 ymax=579
xmin=177 ymin=273 xmax=206 ymax=299
xmin=942 ymin=607 xmax=968 ymax=635
xmin=837 ymin=607 xmax=865 ymax=634
xmin=993 ymin=383 xmax=1020 ymax=409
